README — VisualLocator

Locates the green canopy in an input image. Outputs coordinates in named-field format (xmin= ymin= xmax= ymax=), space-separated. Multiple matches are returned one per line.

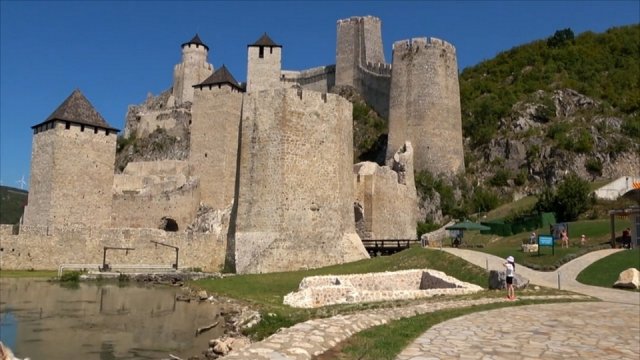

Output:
xmin=445 ymin=220 xmax=491 ymax=231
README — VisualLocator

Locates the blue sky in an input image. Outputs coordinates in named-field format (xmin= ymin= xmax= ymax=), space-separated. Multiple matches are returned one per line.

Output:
xmin=1 ymin=0 xmax=638 ymax=190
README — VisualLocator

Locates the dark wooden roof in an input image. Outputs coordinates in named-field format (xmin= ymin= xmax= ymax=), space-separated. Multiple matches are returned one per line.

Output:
xmin=249 ymin=33 xmax=281 ymax=48
xmin=32 ymin=89 xmax=119 ymax=132
xmin=181 ymin=33 xmax=209 ymax=51
xmin=194 ymin=65 xmax=243 ymax=91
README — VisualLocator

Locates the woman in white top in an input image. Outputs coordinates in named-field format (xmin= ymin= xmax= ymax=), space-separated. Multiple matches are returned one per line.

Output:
xmin=504 ymin=256 xmax=516 ymax=300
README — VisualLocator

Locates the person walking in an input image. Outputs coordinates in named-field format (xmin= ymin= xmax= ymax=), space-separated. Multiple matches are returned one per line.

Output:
xmin=504 ymin=256 xmax=516 ymax=300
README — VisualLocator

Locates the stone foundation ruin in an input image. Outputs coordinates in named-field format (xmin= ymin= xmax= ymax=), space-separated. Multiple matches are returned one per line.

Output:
xmin=283 ymin=269 xmax=483 ymax=308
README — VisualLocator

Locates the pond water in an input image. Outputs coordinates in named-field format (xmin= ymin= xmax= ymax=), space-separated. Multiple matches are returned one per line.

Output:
xmin=0 ymin=278 xmax=225 ymax=360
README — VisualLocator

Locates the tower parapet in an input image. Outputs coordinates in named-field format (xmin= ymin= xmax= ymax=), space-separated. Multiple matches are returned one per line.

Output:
xmin=172 ymin=34 xmax=214 ymax=105
xmin=387 ymin=37 xmax=464 ymax=176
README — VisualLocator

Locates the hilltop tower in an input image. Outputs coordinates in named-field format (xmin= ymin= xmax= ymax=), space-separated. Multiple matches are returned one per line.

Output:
xmin=22 ymin=89 xmax=118 ymax=228
xmin=246 ymin=33 xmax=282 ymax=93
xmin=335 ymin=16 xmax=390 ymax=118
xmin=172 ymin=34 xmax=214 ymax=105
xmin=190 ymin=65 xmax=244 ymax=209
xmin=230 ymin=88 xmax=368 ymax=274
xmin=386 ymin=38 xmax=465 ymax=176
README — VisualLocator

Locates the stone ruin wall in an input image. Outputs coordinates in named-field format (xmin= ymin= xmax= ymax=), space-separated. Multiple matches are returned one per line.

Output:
xmin=336 ymin=16 xmax=391 ymax=119
xmin=283 ymin=269 xmax=483 ymax=308
xmin=23 ymin=121 xmax=116 ymax=229
xmin=0 ymin=225 xmax=226 ymax=272
xmin=111 ymin=160 xmax=199 ymax=230
xmin=231 ymin=88 xmax=369 ymax=274
xmin=353 ymin=142 xmax=418 ymax=240
xmin=190 ymin=86 xmax=243 ymax=210
xmin=387 ymin=37 xmax=465 ymax=176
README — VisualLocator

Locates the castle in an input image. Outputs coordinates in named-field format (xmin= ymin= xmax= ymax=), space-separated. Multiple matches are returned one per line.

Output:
xmin=1 ymin=16 xmax=464 ymax=274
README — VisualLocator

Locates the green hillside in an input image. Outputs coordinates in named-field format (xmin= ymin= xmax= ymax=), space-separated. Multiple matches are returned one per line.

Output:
xmin=460 ymin=25 xmax=639 ymax=148
xmin=0 ymin=186 xmax=28 ymax=224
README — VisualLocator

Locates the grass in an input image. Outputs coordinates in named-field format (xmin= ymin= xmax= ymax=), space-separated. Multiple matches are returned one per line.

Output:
xmin=457 ymin=218 xmax=633 ymax=270
xmin=577 ymin=249 xmax=640 ymax=290
xmin=193 ymin=246 xmax=578 ymax=340
xmin=315 ymin=297 xmax=592 ymax=360
xmin=0 ymin=269 xmax=57 ymax=278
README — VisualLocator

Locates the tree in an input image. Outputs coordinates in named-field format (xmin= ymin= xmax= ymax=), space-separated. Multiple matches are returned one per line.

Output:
xmin=534 ymin=173 xmax=591 ymax=221
xmin=547 ymin=28 xmax=575 ymax=48
xmin=554 ymin=173 xmax=592 ymax=221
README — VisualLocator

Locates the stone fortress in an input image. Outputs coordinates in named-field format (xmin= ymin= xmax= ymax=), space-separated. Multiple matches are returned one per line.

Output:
xmin=0 ymin=16 xmax=464 ymax=274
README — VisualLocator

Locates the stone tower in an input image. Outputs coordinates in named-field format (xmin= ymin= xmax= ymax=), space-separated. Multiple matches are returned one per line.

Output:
xmin=386 ymin=38 xmax=465 ymax=176
xmin=246 ymin=33 xmax=282 ymax=93
xmin=172 ymin=34 xmax=214 ymax=105
xmin=190 ymin=65 xmax=244 ymax=209
xmin=22 ymin=89 xmax=118 ymax=228
xmin=335 ymin=16 xmax=390 ymax=118
xmin=230 ymin=88 xmax=369 ymax=274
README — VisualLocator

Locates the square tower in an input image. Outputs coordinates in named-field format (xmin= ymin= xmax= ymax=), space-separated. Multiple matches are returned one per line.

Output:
xmin=246 ymin=33 xmax=282 ymax=93
xmin=22 ymin=90 xmax=118 ymax=228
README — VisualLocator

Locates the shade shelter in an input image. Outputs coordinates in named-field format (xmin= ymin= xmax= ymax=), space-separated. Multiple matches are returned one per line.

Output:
xmin=445 ymin=220 xmax=491 ymax=247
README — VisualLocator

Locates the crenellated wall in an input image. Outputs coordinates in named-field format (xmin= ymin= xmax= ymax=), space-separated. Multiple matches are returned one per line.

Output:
xmin=387 ymin=37 xmax=464 ymax=176
xmin=23 ymin=121 xmax=116 ymax=228
xmin=231 ymin=88 xmax=369 ymax=274
xmin=280 ymin=65 xmax=336 ymax=93
xmin=190 ymin=85 xmax=243 ymax=209
xmin=0 ymin=225 xmax=225 ymax=271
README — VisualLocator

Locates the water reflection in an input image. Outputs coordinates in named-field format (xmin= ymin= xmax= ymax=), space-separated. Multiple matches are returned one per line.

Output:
xmin=0 ymin=278 xmax=223 ymax=360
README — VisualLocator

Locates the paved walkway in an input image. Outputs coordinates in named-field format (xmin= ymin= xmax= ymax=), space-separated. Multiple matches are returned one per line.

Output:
xmin=398 ymin=248 xmax=639 ymax=360
xmin=221 ymin=249 xmax=639 ymax=360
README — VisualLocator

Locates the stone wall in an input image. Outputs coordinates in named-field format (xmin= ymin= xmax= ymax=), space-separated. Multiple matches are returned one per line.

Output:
xmin=190 ymin=86 xmax=243 ymax=209
xmin=23 ymin=121 xmax=116 ymax=228
xmin=247 ymin=46 xmax=282 ymax=93
xmin=283 ymin=269 xmax=483 ymax=308
xmin=111 ymin=185 xmax=199 ymax=231
xmin=280 ymin=65 xmax=336 ymax=93
xmin=0 ymin=226 xmax=225 ymax=272
xmin=172 ymin=43 xmax=213 ymax=105
xmin=231 ymin=88 xmax=369 ymax=274
xmin=387 ymin=37 xmax=465 ymax=176
xmin=353 ymin=142 xmax=418 ymax=240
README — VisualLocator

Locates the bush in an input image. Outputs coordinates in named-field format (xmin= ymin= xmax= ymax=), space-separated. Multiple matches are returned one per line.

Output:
xmin=416 ymin=221 xmax=440 ymax=239
xmin=60 ymin=271 xmax=81 ymax=282
xmin=488 ymin=169 xmax=511 ymax=187
xmin=585 ymin=158 xmax=603 ymax=176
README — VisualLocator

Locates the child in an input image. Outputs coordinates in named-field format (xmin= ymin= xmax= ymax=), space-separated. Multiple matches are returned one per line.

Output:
xmin=504 ymin=256 xmax=516 ymax=300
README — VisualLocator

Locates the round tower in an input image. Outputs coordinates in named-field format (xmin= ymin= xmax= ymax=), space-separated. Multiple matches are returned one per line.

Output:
xmin=172 ymin=34 xmax=214 ymax=105
xmin=246 ymin=33 xmax=282 ymax=93
xmin=387 ymin=37 xmax=465 ymax=176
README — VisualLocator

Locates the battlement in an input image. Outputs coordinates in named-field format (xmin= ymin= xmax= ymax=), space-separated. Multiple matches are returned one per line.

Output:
xmin=392 ymin=37 xmax=457 ymax=54
xmin=364 ymin=61 xmax=392 ymax=76
xmin=247 ymin=88 xmax=345 ymax=106
xmin=337 ymin=15 xmax=381 ymax=25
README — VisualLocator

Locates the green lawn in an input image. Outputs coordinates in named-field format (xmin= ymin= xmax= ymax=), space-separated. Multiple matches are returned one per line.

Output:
xmin=577 ymin=249 xmax=640 ymax=290
xmin=193 ymin=246 xmax=578 ymax=340
xmin=458 ymin=218 xmax=633 ymax=270
xmin=0 ymin=270 xmax=57 ymax=278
